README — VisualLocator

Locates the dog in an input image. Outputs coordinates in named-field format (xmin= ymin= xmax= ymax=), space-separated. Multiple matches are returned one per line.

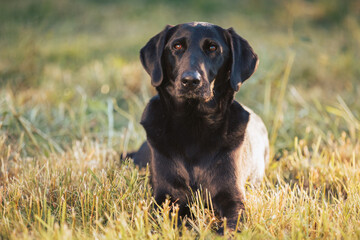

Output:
xmin=132 ymin=22 xmax=269 ymax=230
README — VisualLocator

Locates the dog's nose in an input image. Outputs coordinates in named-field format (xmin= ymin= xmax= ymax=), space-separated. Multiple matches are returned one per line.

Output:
xmin=181 ymin=72 xmax=201 ymax=88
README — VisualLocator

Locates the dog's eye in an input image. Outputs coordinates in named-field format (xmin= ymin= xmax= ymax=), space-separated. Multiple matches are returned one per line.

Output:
xmin=208 ymin=44 xmax=217 ymax=52
xmin=173 ymin=43 xmax=183 ymax=50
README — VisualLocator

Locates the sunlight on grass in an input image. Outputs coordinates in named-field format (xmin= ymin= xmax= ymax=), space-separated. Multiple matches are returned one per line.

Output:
xmin=1 ymin=135 xmax=359 ymax=239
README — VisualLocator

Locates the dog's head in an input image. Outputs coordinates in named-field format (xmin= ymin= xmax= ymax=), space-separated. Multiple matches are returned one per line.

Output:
xmin=140 ymin=22 xmax=258 ymax=101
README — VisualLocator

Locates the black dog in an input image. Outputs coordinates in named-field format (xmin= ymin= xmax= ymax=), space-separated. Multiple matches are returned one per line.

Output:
xmin=132 ymin=22 xmax=269 ymax=230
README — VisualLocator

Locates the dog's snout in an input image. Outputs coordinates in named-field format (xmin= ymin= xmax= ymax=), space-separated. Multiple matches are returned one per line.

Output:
xmin=181 ymin=77 xmax=200 ymax=88
xmin=181 ymin=72 xmax=201 ymax=88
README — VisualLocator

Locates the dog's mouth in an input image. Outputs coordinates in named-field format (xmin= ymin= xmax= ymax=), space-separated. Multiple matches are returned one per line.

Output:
xmin=177 ymin=91 xmax=204 ymax=100
xmin=176 ymin=85 xmax=214 ymax=102
xmin=174 ymin=75 xmax=216 ymax=102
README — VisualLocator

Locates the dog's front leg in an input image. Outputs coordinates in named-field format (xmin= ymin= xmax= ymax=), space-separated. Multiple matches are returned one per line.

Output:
xmin=150 ymin=151 xmax=191 ymax=217
xmin=212 ymin=189 xmax=245 ymax=232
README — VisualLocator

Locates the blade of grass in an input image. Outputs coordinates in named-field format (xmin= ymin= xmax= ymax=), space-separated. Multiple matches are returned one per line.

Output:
xmin=270 ymin=52 xmax=295 ymax=156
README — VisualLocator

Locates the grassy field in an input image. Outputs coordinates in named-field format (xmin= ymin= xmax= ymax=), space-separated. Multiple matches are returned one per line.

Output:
xmin=1 ymin=0 xmax=360 ymax=239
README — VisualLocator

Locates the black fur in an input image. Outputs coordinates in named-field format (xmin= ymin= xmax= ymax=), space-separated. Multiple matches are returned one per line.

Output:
xmin=133 ymin=22 xmax=268 ymax=231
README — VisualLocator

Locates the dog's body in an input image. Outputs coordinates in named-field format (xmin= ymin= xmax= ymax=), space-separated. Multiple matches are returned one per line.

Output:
xmin=133 ymin=22 xmax=269 ymax=229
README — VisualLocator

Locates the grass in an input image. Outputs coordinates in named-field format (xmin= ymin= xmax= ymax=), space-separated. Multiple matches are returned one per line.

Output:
xmin=0 ymin=0 xmax=360 ymax=239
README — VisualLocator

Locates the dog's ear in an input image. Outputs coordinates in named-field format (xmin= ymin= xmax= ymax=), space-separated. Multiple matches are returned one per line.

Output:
xmin=227 ymin=28 xmax=259 ymax=91
xmin=140 ymin=25 xmax=172 ymax=87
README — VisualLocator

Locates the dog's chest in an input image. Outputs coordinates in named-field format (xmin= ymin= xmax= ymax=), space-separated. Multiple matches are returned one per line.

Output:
xmin=173 ymin=126 xmax=221 ymax=160
xmin=179 ymin=152 xmax=218 ymax=190
xmin=184 ymin=143 xmax=199 ymax=160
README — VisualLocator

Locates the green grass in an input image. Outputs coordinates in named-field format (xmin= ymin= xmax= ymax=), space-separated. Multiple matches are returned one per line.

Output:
xmin=1 ymin=0 xmax=360 ymax=239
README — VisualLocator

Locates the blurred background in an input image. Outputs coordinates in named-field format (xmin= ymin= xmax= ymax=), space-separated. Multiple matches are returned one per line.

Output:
xmin=0 ymin=0 xmax=359 ymax=157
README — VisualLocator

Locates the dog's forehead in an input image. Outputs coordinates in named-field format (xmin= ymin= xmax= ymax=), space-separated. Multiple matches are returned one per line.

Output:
xmin=171 ymin=22 xmax=226 ymax=40
xmin=188 ymin=22 xmax=213 ymax=27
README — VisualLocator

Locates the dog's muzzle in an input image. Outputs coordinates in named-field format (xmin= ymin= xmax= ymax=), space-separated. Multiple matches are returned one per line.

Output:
xmin=180 ymin=71 xmax=201 ymax=90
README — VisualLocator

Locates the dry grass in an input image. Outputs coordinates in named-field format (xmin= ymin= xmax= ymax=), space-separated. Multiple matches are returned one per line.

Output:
xmin=1 ymin=134 xmax=359 ymax=239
